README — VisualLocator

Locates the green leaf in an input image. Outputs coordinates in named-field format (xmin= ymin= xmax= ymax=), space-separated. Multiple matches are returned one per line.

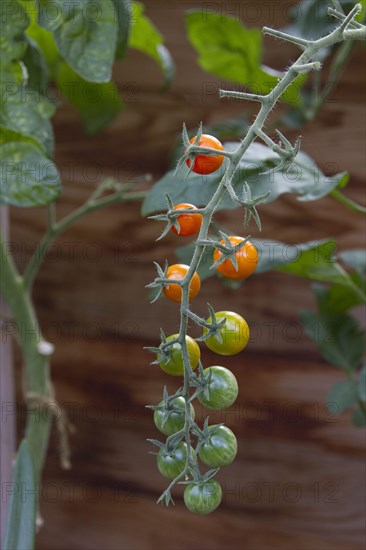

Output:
xmin=358 ymin=365 xmax=366 ymax=402
xmin=0 ymin=0 xmax=29 ymax=68
xmin=54 ymin=61 xmax=123 ymax=135
xmin=0 ymin=141 xmax=61 ymax=206
xmin=185 ymin=10 xmax=261 ymax=84
xmin=0 ymin=86 xmax=55 ymax=156
xmin=256 ymin=239 xmax=335 ymax=275
xmin=0 ymin=2 xmax=55 ymax=156
xmin=284 ymin=0 xmax=358 ymax=41
xmin=129 ymin=2 xmax=175 ymax=89
xmin=111 ymin=0 xmax=131 ymax=58
xmin=26 ymin=20 xmax=60 ymax=68
xmin=3 ymin=440 xmax=36 ymax=550
xmin=23 ymin=36 xmax=49 ymax=92
xmin=340 ymin=249 xmax=366 ymax=278
xmin=311 ymin=280 xmax=366 ymax=315
xmin=185 ymin=10 xmax=306 ymax=106
xmin=300 ymin=309 xmax=365 ymax=370
xmin=277 ymin=241 xmax=358 ymax=286
xmin=326 ymin=380 xmax=358 ymax=414
xmin=142 ymin=142 xmax=348 ymax=216
xmin=38 ymin=0 xmax=118 ymax=82
xmin=352 ymin=406 xmax=366 ymax=427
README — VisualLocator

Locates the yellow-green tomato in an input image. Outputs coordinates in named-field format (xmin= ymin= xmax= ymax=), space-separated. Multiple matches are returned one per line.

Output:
xmin=203 ymin=311 xmax=249 ymax=355
xmin=159 ymin=334 xmax=200 ymax=376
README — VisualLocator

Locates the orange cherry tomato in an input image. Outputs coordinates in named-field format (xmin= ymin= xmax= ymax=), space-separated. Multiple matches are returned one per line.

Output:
xmin=186 ymin=134 xmax=225 ymax=175
xmin=172 ymin=203 xmax=203 ymax=237
xmin=163 ymin=264 xmax=201 ymax=303
xmin=213 ymin=237 xmax=258 ymax=280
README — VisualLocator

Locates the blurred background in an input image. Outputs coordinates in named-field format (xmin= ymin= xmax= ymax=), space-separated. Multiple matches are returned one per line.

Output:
xmin=5 ymin=1 xmax=365 ymax=549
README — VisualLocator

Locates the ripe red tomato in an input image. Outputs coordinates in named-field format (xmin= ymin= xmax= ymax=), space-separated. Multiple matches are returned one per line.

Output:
xmin=171 ymin=203 xmax=203 ymax=237
xmin=186 ymin=134 xmax=224 ymax=175
xmin=213 ymin=237 xmax=258 ymax=280
xmin=163 ymin=264 xmax=201 ymax=303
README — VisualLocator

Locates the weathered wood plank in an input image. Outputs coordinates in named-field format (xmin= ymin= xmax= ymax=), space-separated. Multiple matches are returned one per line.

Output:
xmin=24 ymin=341 xmax=365 ymax=550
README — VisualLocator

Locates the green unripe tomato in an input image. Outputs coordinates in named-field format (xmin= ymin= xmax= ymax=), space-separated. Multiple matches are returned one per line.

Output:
xmin=203 ymin=311 xmax=249 ymax=355
xmin=184 ymin=479 xmax=222 ymax=514
xmin=198 ymin=366 xmax=238 ymax=410
xmin=159 ymin=334 xmax=200 ymax=376
xmin=157 ymin=442 xmax=191 ymax=479
xmin=198 ymin=425 xmax=237 ymax=467
xmin=154 ymin=396 xmax=195 ymax=436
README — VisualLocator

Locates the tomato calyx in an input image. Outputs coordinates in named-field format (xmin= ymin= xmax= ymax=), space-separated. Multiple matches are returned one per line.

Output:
xmin=196 ymin=304 xmax=226 ymax=342
xmin=145 ymin=329 xmax=179 ymax=365
xmin=187 ymin=362 xmax=214 ymax=402
xmin=211 ymin=232 xmax=252 ymax=272
xmin=193 ymin=417 xmax=224 ymax=452
xmin=149 ymin=194 xmax=203 ymax=240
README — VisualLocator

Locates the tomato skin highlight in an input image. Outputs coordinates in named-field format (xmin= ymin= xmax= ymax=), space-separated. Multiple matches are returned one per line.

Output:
xmin=158 ymin=334 xmax=200 ymax=376
xmin=214 ymin=237 xmax=258 ymax=280
xmin=203 ymin=311 xmax=250 ymax=355
xmin=198 ymin=366 xmax=238 ymax=410
xmin=184 ymin=479 xmax=222 ymax=514
xmin=186 ymin=134 xmax=225 ymax=175
xmin=198 ymin=425 xmax=237 ymax=467
xmin=157 ymin=442 xmax=191 ymax=479
xmin=154 ymin=396 xmax=195 ymax=436
xmin=163 ymin=264 xmax=201 ymax=303
xmin=171 ymin=203 xmax=203 ymax=237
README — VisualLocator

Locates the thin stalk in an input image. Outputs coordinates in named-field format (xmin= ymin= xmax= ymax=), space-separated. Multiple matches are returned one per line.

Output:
xmin=23 ymin=190 xmax=147 ymax=289
xmin=331 ymin=189 xmax=366 ymax=214
xmin=0 ymin=234 xmax=51 ymax=480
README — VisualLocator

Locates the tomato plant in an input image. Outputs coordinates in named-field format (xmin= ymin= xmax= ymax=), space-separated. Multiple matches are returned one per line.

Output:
xmin=145 ymin=2 xmax=366 ymax=516
xmin=186 ymin=134 xmax=225 ymax=175
xmin=1 ymin=0 xmax=365 ymax=539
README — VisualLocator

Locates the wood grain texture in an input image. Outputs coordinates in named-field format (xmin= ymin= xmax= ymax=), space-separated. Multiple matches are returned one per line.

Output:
xmin=7 ymin=1 xmax=366 ymax=548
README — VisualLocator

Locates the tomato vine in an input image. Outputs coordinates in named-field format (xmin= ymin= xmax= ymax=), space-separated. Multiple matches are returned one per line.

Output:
xmin=147 ymin=2 xmax=366 ymax=513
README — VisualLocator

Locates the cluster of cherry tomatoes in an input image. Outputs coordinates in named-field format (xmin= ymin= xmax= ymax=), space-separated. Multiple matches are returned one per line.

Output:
xmin=151 ymin=134 xmax=259 ymax=514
